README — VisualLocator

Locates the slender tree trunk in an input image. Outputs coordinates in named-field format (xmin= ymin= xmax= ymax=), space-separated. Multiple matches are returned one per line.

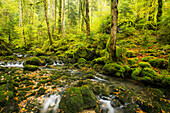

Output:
xmin=58 ymin=0 xmax=62 ymax=33
xmin=44 ymin=0 xmax=53 ymax=45
xmin=85 ymin=0 xmax=90 ymax=39
xmin=19 ymin=0 xmax=22 ymax=27
xmin=79 ymin=0 xmax=81 ymax=30
xmin=110 ymin=0 xmax=118 ymax=61
xmin=19 ymin=0 xmax=26 ymax=47
xmin=157 ymin=0 xmax=162 ymax=25
xmin=81 ymin=0 xmax=85 ymax=32
xmin=67 ymin=0 xmax=69 ymax=29
xmin=52 ymin=0 xmax=57 ymax=33
xmin=62 ymin=0 xmax=65 ymax=38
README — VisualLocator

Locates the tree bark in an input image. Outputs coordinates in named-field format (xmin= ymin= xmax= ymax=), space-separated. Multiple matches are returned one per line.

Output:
xmin=62 ymin=0 xmax=65 ymax=38
xmin=85 ymin=0 xmax=90 ymax=39
xmin=80 ymin=0 xmax=85 ymax=32
xmin=58 ymin=0 xmax=62 ymax=33
xmin=110 ymin=0 xmax=118 ymax=61
xmin=157 ymin=0 xmax=162 ymax=24
xmin=52 ymin=0 xmax=57 ymax=33
xmin=43 ymin=0 xmax=53 ymax=45
xmin=19 ymin=0 xmax=26 ymax=47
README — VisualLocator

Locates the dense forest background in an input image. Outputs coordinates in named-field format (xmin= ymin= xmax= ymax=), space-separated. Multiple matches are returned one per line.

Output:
xmin=0 ymin=0 xmax=170 ymax=113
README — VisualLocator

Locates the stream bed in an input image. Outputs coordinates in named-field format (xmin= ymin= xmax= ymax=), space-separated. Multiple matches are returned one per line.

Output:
xmin=0 ymin=56 xmax=170 ymax=113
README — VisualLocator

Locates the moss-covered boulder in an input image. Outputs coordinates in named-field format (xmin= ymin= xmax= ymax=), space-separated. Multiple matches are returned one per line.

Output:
xmin=24 ymin=57 xmax=42 ymax=66
xmin=149 ymin=58 xmax=168 ymax=69
xmin=125 ymin=51 xmax=137 ymax=58
xmin=123 ymin=65 xmax=132 ymax=78
xmin=80 ymin=86 xmax=97 ymax=109
xmin=78 ymin=58 xmax=87 ymax=65
xmin=102 ymin=63 xmax=125 ymax=77
xmin=91 ymin=57 xmax=107 ymax=66
xmin=59 ymin=86 xmax=97 ymax=113
xmin=131 ymin=67 xmax=142 ymax=80
xmin=23 ymin=65 xmax=39 ymax=71
xmin=40 ymin=56 xmax=53 ymax=65
xmin=138 ymin=62 xmax=151 ymax=68
xmin=127 ymin=58 xmax=138 ymax=65
xmin=142 ymin=68 xmax=157 ymax=78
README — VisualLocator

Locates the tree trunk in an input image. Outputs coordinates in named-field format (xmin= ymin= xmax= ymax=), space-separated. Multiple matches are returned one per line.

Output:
xmin=81 ymin=0 xmax=85 ymax=32
xmin=157 ymin=0 xmax=162 ymax=24
xmin=110 ymin=0 xmax=118 ymax=61
xmin=44 ymin=0 xmax=53 ymax=45
xmin=62 ymin=0 xmax=65 ymax=38
xmin=52 ymin=0 xmax=57 ymax=33
xmin=85 ymin=0 xmax=90 ymax=39
xmin=19 ymin=0 xmax=26 ymax=47
xmin=58 ymin=0 xmax=62 ymax=33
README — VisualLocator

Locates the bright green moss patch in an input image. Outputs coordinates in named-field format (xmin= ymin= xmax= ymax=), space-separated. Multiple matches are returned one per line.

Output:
xmin=24 ymin=57 xmax=42 ymax=66
xmin=127 ymin=58 xmax=139 ymax=65
xmin=131 ymin=68 xmax=142 ymax=80
xmin=138 ymin=62 xmax=151 ymax=68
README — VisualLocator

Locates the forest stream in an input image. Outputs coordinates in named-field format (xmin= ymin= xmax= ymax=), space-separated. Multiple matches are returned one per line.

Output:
xmin=0 ymin=55 xmax=169 ymax=113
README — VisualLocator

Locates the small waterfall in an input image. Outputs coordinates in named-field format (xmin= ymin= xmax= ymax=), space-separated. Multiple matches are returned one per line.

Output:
xmin=42 ymin=94 xmax=61 ymax=113
xmin=56 ymin=60 xmax=64 ymax=65
xmin=0 ymin=61 xmax=24 ymax=67
xmin=98 ymin=97 xmax=114 ymax=113
xmin=53 ymin=61 xmax=57 ymax=66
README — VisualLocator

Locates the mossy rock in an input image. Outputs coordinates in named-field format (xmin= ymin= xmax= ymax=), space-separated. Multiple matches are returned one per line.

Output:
xmin=123 ymin=65 xmax=132 ymax=78
xmin=149 ymin=58 xmax=168 ymax=69
xmin=145 ymin=50 xmax=155 ymax=53
xmin=78 ymin=58 xmax=87 ymax=64
xmin=37 ymin=88 xmax=46 ymax=95
xmin=127 ymin=58 xmax=139 ymax=65
xmin=59 ymin=86 xmax=97 ymax=113
xmin=142 ymin=56 xmax=154 ymax=62
xmin=23 ymin=65 xmax=39 ymax=71
xmin=59 ymin=87 xmax=84 ymax=113
xmin=91 ymin=57 xmax=107 ymax=66
xmin=80 ymin=86 xmax=97 ymax=109
xmin=125 ymin=103 xmax=140 ymax=113
xmin=102 ymin=63 xmax=125 ymax=77
xmin=131 ymin=67 xmax=142 ymax=80
xmin=142 ymin=68 xmax=157 ymax=78
xmin=138 ymin=62 xmax=151 ymax=68
xmin=157 ymin=59 xmax=168 ymax=69
xmin=125 ymin=51 xmax=137 ymax=58
xmin=24 ymin=57 xmax=42 ymax=66
xmin=141 ymin=76 xmax=152 ymax=84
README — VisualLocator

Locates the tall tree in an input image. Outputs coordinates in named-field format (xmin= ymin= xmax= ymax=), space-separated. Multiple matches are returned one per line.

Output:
xmin=85 ymin=0 xmax=90 ymax=39
xmin=109 ymin=0 xmax=118 ymax=61
xmin=62 ymin=0 xmax=65 ymax=38
xmin=58 ymin=0 xmax=62 ymax=33
xmin=19 ymin=0 xmax=26 ymax=47
xmin=157 ymin=0 xmax=163 ymax=24
xmin=52 ymin=0 xmax=57 ymax=33
xmin=43 ymin=0 xmax=53 ymax=45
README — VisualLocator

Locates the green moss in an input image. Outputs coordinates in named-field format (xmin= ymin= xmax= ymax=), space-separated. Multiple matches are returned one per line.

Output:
xmin=158 ymin=59 xmax=168 ymax=69
xmin=149 ymin=58 xmax=158 ymax=67
xmin=142 ymin=68 xmax=157 ymax=78
xmin=102 ymin=63 xmax=125 ymax=77
xmin=59 ymin=87 xmax=83 ymax=113
xmin=78 ymin=58 xmax=87 ymax=64
xmin=123 ymin=65 xmax=132 ymax=78
xmin=138 ymin=62 xmax=151 ymax=68
xmin=80 ymin=86 xmax=97 ymax=109
xmin=127 ymin=58 xmax=138 ymax=65
xmin=145 ymin=50 xmax=155 ymax=53
xmin=141 ymin=76 xmax=152 ymax=84
xmin=131 ymin=68 xmax=142 ymax=80
xmin=142 ymin=56 xmax=154 ymax=62
xmin=125 ymin=51 xmax=137 ymax=58
xmin=0 ymin=91 xmax=6 ymax=103
xmin=24 ymin=57 xmax=42 ymax=66
xmin=23 ymin=65 xmax=39 ymax=71
xmin=91 ymin=57 xmax=107 ymax=66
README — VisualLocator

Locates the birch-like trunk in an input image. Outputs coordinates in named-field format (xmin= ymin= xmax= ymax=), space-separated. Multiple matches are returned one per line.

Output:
xmin=44 ymin=0 xmax=53 ymax=45
xmin=62 ymin=0 xmax=65 ymax=38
